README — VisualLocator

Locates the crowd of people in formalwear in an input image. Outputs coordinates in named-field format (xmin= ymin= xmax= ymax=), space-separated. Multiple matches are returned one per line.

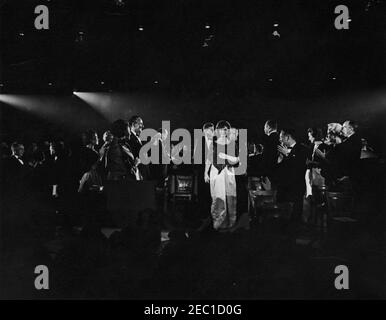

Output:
xmin=0 ymin=115 xmax=381 ymax=249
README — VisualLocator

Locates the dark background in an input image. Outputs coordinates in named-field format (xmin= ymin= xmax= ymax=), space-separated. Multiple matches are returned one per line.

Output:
xmin=1 ymin=0 xmax=385 ymax=151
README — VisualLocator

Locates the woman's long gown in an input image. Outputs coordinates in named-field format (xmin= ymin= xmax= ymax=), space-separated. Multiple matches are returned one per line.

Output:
xmin=209 ymin=139 xmax=237 ymax=230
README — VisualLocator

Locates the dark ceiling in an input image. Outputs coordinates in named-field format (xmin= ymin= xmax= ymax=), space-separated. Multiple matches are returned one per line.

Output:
xmin=0 ymin=0 xmax=385 ymax=96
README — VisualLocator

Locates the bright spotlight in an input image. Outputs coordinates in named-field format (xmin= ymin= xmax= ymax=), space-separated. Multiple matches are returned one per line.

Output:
xmin=73 ymin=92 xmax=113 ymax=119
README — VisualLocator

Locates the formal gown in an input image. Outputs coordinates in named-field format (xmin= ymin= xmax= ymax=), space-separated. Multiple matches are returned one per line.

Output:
xmin=209 ymin=138 xmax=237 ymax=230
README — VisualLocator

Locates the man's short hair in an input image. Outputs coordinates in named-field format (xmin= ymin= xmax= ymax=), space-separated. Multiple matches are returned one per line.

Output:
xmin=202 ymin=122 xmax=214 ymax=130
xmin=281 ymin=128 xmax=297 ymax=140
xmin=11 ymin=142 xmax=22 ymax=149
xmin=265 ymin=120 xmax=277 ymax=131
xmin=327 ymin=123 xmax=343 ymax=135
xmin=345 ymin=120 xmax=358 ymax=132
xmin=11 ymin=142 xmax=23 ymax=153
xmin=129 ymin=115 xmax=142 ymax=127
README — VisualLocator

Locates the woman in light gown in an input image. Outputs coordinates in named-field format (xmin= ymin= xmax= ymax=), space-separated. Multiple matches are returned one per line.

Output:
xmin=205 ymin=120 xmax=239 ymax=231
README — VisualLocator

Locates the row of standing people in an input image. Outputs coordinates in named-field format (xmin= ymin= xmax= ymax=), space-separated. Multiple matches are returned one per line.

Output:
xmin=196 ymin=119 xmax=364 ymax=232
xmin=0 ymin=117 xmax=367 ymax=235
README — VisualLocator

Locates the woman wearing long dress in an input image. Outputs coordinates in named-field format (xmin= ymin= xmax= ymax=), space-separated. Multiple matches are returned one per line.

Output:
xmin=205 ymin=120 xmax=239 ymax=231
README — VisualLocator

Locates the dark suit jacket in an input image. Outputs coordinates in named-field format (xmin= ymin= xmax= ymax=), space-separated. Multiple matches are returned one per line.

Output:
xmin=193 ymin=136 xmax=212 ymax=215
xmin=106 ymin=137 xmax=135 ymax=180
xmin=128 ymin=133 xmax=142 ymax=159
xmin=78 ymin=146 xmax=99 ymax=178
xmin=262 ymin=132 xmax=279 ymax=179
xmin=128 ymin=133 xmax=150 ymax=179
xmin=193 ymin=136 xmax=213 ymax=176
xmin=277 ymin=142 xmax=308 ymax=201
xmin=5 ymin=156 xmax=27 ymax=192
xmin=337 ymin=133 xmax=362 ymax=178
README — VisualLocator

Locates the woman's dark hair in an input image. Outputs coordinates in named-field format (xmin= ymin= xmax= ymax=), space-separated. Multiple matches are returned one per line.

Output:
xmin=129 ymin=115 xmax=141 ymax=127
xmin=215 ymin=120 xmax=231 ymax=130
xmin=307 ymin=127 xmax=324 ymax=141
xmin=111 ymin=119 xmax=129 ymax=138
xmin=85 ymin=130 xmax=97 ymax=145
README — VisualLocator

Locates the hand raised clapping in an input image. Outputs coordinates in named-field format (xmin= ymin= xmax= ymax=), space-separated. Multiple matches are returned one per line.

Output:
xmin=218 ymin=152 xmax=227 ymax=160
xmin=314 ymin=148 xmax=326 ymax=159
xmin=277 ymin=145 xmax=291 ymax=157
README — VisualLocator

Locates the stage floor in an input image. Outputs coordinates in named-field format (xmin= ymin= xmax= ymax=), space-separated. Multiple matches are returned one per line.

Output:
xmin=1 ymin=208 xmax=385 ymax=300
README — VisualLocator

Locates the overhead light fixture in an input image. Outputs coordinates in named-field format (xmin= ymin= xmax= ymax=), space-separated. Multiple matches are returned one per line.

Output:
xmin=76 ymin=31 xmax=85 ymax=42
xmin=114 ymin=0 xmax=125 ymax=7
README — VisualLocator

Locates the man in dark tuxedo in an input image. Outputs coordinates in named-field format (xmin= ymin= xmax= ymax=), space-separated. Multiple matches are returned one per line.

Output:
xmin=261 ymin=120 xmax=279 ymax=183
xmin=128 ymin=115 xmax=150 ymax=180
xmin=277 ymin=128 xmax=308 ymax=223
xmin=6 ymin=142 xmax=26 ymax=189
xmin=2 ymin=143 xmax=28 ymax=245
xmin=194 ymin=122 xmax=214 ymax=231
xmin=339 ymin=120 xmax=362 ymax=179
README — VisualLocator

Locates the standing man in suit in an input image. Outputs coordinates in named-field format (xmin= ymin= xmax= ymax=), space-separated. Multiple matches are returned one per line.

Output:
xmin=340 ymin=121 xmax=362 ymax=179
xmin=262 ymin=120 xmax=279 ymax=184
xmin=277 ymin=128 xmax=308 ymax=224
xmin=128 ymin=115 xmax=150 ymax=180
xmin=6 ymin=142 xmax=26 ymax=189
xmin=194 ymin=122 xmax=215 ymax=232
xmin=3 ymin=142 xmax=28 ymax=249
